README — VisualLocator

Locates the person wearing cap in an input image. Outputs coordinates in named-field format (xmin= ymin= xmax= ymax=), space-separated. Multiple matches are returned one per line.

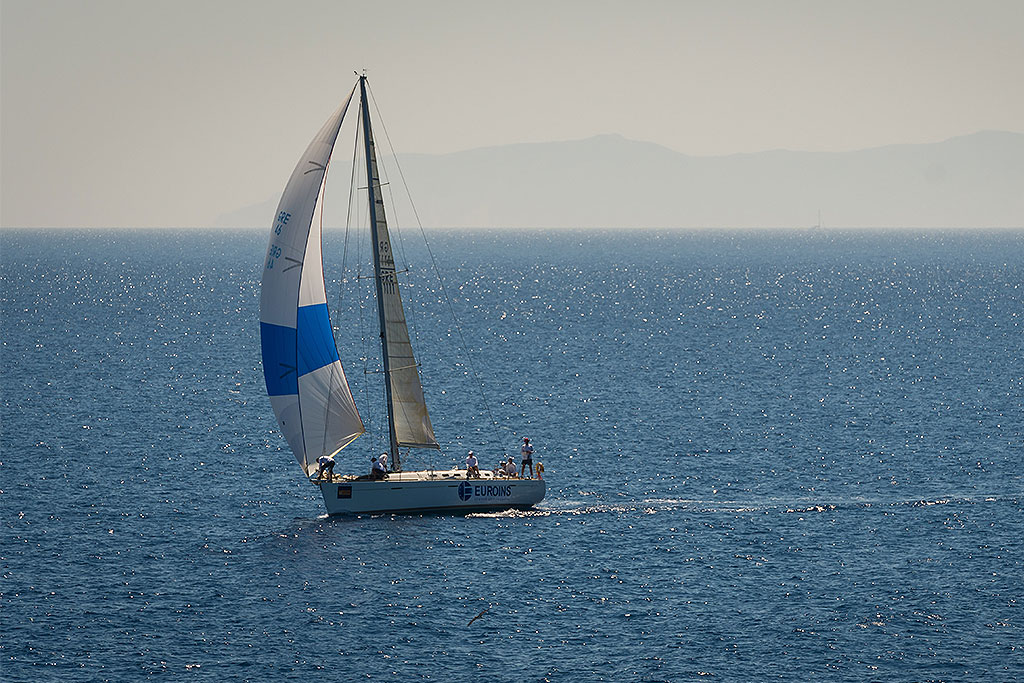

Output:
xmin=520 ymin=437 xmax=535 ymax=478
xmin=466 ymin=451 xmax=480 ymax=478
xmin=370 ymin=454 xmax=388 ymax=480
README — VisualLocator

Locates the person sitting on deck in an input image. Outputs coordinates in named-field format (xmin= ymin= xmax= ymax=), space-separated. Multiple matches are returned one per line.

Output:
xmin=503 ymin=457 xmax=518 ymax=478
xmin=315 ymin=453 xmax=336 ymax=481
xmin=370 ymin=455 xmax=388 ymax=480
xmin=466 ymin=451 xmax=480 ymax=478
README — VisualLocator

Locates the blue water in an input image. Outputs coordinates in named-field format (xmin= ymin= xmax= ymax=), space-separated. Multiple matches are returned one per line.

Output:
xmin=2 ymin=228 xmax=1022 ymax=681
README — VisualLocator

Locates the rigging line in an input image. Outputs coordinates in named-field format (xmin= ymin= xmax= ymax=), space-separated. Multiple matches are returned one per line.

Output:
xmin=341 ymin=96 xmax=363 ymax=302
xmin=336 ymin=100 xmax=370 ymax=454
xmin=355 ymin=106 xmax=387 ymax=459
xmin=365 ymin=81 xmax=508 ymax=459
xmin=318 ymin=160 xmax=364 ymax=460
xmin=318 ymin=158 xmax=338 ymax=457
xmin=340 ymin=107 xmax=361 ymax=330
xmin=364 ymin=123 xmax=385 ymax=458
xmin=346 ymin=105 xmax=376 ymax=457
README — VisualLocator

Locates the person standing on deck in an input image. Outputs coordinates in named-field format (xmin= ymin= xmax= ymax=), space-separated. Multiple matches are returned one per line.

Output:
xmin=520 ymin=437 xmax=535 ymax=478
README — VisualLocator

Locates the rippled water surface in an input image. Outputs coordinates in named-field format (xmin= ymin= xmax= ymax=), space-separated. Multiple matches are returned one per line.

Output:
xmin=2 ymin=228 xmax=1022 ymax=681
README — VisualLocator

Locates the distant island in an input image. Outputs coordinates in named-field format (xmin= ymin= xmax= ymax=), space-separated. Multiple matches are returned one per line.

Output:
xmin=219 ymin=130 xmax=1024 ymax=229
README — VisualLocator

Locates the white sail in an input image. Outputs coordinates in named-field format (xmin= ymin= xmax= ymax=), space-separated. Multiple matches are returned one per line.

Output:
xmin=361 ymin=86 xmax=439 ymax=450
xmin=260 ymin=87 xmax=365 ymax=475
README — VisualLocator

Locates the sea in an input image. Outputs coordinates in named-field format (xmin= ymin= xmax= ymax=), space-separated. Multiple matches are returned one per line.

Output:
xmin=1 ymin=228 xmax=1021 ymax=682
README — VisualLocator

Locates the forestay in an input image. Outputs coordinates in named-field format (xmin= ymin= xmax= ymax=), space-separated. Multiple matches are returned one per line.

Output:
xmin=259 ymin=87 xmax=365 ymax=475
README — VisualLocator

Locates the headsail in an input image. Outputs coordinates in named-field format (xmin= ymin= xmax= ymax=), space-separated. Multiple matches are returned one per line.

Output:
xmin=260 ymin=87 xmax=365 ymax=475
xmin=359 ymin=77 xmax=439 ymax=451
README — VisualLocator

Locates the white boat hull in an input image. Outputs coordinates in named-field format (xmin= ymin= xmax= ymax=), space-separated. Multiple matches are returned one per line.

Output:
xmin=318 ymin=469 xmax=546 ymax=514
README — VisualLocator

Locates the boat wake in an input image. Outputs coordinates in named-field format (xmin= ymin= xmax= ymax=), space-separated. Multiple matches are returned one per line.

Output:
xmin=505 ymin=494 xmax=1013 ymax=518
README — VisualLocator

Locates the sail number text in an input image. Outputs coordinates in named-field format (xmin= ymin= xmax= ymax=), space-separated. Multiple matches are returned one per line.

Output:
xmin=266 ymin=212 xmax=292 ymax=269
xmin=380 ymin=270 xmax=396 ymax=294
xmin=274 ymin=211 xmax=291 ymax=235
xmin=266 ymin=244 xmax=283 ymax=269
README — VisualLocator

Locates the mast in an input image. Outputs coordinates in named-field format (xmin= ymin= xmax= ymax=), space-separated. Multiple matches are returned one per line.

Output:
xmin=359 ymin=75 xmax=400 ymax=469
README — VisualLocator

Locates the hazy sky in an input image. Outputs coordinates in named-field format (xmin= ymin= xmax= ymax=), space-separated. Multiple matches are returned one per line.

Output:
xmin=2 ymin=0 xmax=1022 ymax=228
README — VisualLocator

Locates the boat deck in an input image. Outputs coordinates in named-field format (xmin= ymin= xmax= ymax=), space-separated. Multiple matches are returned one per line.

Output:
xmin=324 ymin=468 xmax=536 ymax=484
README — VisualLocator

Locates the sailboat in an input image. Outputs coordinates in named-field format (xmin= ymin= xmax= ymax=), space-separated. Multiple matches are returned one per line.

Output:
xmin=259 ymin=75 xmax=545 ymax=514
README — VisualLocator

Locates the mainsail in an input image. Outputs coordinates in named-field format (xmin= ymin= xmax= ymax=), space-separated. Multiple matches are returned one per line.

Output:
xmin=359 ymin=77 xmax=439 ymax=451
xmin=260 ymin=87 xmax=365 ymax=476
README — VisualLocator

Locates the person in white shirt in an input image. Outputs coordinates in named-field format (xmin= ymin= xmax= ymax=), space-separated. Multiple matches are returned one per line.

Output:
xmin=315 ymin=454 xmax=335 ymax=481
xmin=504 ymin=457 xmax=518 ymax=477
xmin=466 ymin=451 xmax=480 ymax=478
xmin=370 ymin=454 xmax=388 ymax=480
xmin=520 ymin=437 xmax=535 ymax=478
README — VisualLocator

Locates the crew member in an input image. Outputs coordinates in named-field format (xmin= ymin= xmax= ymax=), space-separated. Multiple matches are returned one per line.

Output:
xmin=520 ymin=436 xmax=535 ymax=478
xmin=370 ymin=455 xmax=388 ymax=480
xmin=315 ymin=453 xmax=336 ymax=481
xmin=466 ymin=451 xmax=480 ymax=478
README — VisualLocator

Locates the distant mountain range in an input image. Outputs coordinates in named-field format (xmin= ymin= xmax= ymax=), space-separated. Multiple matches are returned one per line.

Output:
xmin=219 ymin=130 xmax=1024 ymax=229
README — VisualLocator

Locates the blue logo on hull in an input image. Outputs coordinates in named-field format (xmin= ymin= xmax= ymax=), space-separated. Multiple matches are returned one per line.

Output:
xmin=457 ymin=482 xmax=512 ymax=502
